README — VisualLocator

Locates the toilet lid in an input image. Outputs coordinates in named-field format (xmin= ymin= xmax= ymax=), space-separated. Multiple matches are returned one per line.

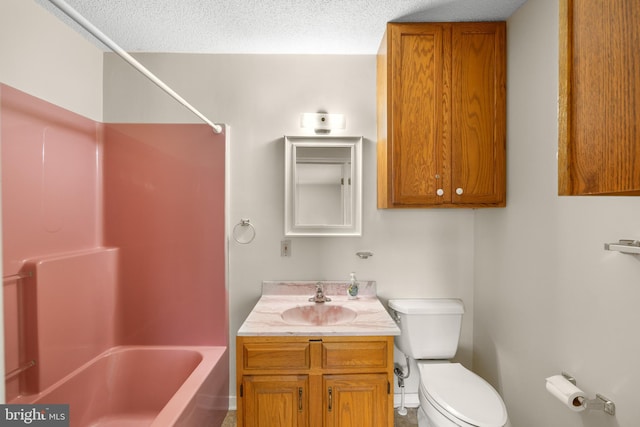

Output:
xmin=418 ymin=363 xmax=507 ymax=427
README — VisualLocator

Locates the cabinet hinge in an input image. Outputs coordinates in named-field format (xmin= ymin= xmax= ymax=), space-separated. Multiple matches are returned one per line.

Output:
xmin=240 ymin=384 xmax=243 ymax=397
xmin=388 ymin=381 xmax=391 ymax=394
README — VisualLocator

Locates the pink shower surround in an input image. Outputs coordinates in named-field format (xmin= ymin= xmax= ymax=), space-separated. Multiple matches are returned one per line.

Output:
xmin=103 ymin=123 xmax=227 ymax=346
xmin=21 ymin=249 xmax=119 ymax=394
xmin=1 ymin=84 xmax=228 ymax=425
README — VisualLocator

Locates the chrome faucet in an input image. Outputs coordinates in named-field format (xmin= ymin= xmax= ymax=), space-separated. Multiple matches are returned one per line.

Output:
xmin=309 ymin=282 xmax=331 ymax=303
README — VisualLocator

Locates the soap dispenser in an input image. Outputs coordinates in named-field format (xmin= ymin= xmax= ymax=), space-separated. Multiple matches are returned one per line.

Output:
xmin=347 ymin=272 xmax=359 ymax=299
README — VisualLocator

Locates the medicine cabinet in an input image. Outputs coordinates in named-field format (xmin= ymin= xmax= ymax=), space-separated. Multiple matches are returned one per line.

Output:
xmin=284 ymin=136 xmax=362 ymax=236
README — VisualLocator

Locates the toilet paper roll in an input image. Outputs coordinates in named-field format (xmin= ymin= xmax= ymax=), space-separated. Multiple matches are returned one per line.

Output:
xmin=545 ymin=375 xmax=586 ymax=412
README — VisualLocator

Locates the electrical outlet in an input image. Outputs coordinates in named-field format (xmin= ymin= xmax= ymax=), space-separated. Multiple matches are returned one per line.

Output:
xmin=281 ymin=239 xmax=291 ymax=257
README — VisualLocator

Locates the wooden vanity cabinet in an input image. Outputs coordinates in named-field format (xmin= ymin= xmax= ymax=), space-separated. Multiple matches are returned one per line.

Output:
xmin=377 ymin=22 xmax=506 ymax=208
xmin=558 ymin=0 xmax=640 ymax=195
xmin=236 ymin=336 xmax=394 ymax=427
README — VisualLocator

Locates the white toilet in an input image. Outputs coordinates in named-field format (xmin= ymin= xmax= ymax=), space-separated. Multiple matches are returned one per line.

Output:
xmin=388 ymin=298 xmax=508 ymax=427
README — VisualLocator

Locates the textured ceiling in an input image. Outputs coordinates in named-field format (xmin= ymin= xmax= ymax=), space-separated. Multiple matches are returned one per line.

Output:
xmin=34 ymin=0 xmax=527 ymax=54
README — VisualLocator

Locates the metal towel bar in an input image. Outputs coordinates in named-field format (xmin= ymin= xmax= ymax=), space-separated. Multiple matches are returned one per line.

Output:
xmin=604 ymin=239 xmax=640 ymax=254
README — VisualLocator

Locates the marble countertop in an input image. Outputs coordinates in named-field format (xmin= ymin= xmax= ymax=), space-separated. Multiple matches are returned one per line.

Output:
xmin=237 ymin=281 xmax=401 ymax=337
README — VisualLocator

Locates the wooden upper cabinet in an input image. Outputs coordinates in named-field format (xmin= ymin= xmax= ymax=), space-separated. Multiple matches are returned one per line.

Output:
xmin=558 ymin=0 xmax=640 ymax=195
xmin=377 ymin=22 xmax=506 ymax=208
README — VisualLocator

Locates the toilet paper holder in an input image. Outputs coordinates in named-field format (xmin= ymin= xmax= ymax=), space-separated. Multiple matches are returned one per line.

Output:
xmin=562 ymin=372 xmax=616 ymax=416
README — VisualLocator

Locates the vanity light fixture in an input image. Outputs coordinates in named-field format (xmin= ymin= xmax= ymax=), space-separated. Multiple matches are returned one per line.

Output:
xmin=300 ymin=112 xmax=346 ymax=134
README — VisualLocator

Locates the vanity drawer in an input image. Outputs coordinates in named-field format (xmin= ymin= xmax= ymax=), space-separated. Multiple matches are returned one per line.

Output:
xmin=322 ymin=341 xmax=388 ymax=369
xmin=242 ymin=342 xmax=310 ymax=370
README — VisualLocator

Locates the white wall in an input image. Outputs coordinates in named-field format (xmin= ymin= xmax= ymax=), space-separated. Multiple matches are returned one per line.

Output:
xmin=102 ymin=53 xmax=476 ymax=404
xmin=474 ymin=0 xmax=640 ymax=426
xmin=0 ymin=0 xmax=103 ymax=121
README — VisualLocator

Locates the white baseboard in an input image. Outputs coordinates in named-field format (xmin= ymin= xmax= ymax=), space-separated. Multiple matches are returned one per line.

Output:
xmin=394 ymin=392 xmax=420 ymax=408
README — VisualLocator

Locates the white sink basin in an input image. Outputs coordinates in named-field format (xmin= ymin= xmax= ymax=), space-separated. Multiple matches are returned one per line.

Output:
xmin=281 ymin=304 xmax=357 ymax=326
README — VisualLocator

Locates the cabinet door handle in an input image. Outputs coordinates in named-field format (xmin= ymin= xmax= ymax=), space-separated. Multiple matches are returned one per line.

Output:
xmin=328 ymin=386 xmax=333 ymax=412
xmin=456 ymin=187 xmax=464 ymax=195
xmin=436 ymin=188 xmax=444 ymax=196
xmin=298 ymin=387 xmax=303 ymax=411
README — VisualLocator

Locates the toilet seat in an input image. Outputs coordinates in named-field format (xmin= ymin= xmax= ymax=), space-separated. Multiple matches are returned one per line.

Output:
xmin=418 ymin=363 xmax=507 ymax=427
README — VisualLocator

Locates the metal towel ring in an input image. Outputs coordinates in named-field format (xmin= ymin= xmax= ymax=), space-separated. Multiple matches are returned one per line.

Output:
xmin=232 ymin=219 xmax=256 ymax=244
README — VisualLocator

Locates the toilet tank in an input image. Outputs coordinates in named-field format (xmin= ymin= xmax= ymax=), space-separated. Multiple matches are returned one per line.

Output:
xmin=388 ymin=299 xmax=464 ymax=359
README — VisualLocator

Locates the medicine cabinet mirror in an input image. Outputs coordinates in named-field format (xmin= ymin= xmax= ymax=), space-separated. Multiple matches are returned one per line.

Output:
xmin=285 ymin=136 xmax=362 ymax=236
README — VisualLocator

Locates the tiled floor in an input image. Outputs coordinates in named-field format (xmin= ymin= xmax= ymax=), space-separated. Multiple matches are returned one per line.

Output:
xmin=394 ymin=407 xmax=418 ymax=427
xmin=221 ymin=411 xmax=236 ymax=427
xmin=221 ymin=407 xmax=418 ymax=426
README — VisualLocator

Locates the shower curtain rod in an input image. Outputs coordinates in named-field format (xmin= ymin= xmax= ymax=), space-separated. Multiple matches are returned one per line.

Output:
xmin=48 ymin=0 xmax=223 ymax=134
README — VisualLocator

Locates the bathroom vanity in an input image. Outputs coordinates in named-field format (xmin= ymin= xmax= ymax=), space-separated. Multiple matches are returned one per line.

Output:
xmin=236 ymin=282 xmax=400 ymax=427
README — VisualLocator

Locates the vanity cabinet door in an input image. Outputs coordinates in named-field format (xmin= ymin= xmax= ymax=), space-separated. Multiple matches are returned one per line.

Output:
xmin=242 ymin=375 xmax=309 ymax=427
xmin=323 ymin=374 xmax=389 ymax=427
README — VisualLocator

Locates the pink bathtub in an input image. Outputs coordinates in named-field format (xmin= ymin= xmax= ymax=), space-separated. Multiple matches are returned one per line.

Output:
xmin=10 ymin=346 xmax=228 ymax=427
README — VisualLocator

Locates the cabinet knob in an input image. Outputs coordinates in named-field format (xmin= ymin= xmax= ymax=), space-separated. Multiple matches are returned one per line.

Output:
xmin=436 ymin=188 xmax=444 ymax=196
xmin=456 ymin=188 xmax=464 ymax=195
